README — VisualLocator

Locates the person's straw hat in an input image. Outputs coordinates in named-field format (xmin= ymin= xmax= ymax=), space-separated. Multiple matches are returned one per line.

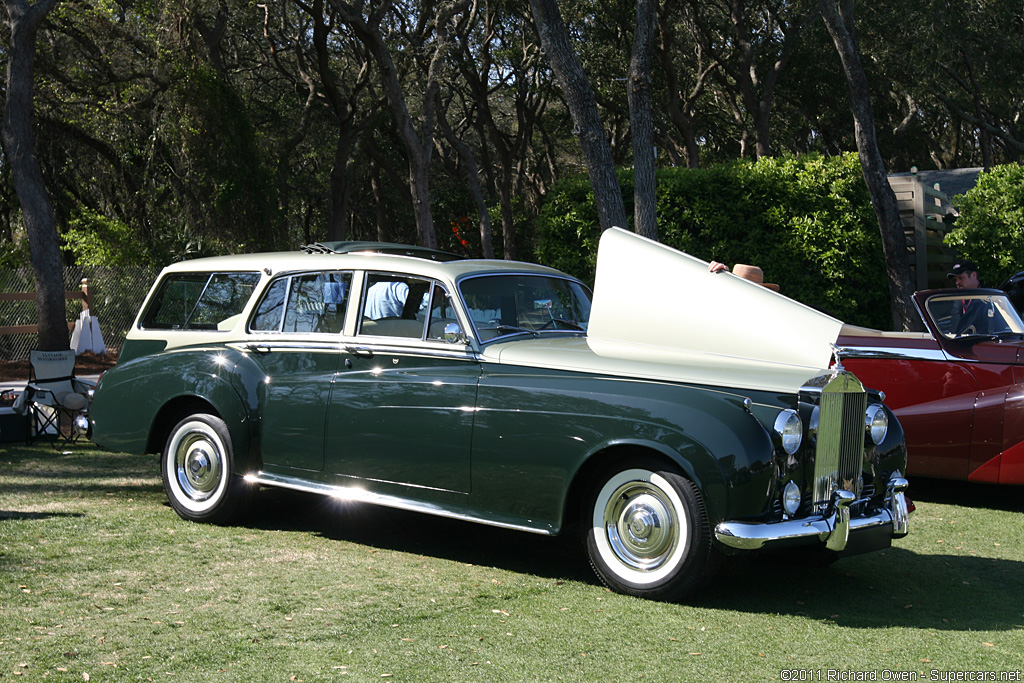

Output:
xmin=732 ymin=264 xmax=780 ymax=292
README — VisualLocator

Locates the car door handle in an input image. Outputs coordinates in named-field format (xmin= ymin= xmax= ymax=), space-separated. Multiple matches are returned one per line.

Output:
xmin=245 ymin=343 xmax=271 ymax=354
xmin=345 ymin=346 xmax=374 ymax=358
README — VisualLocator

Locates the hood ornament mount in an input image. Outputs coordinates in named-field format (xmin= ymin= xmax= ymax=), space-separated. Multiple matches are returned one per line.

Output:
xmin=830 ymin=343 xmax=846 ymax=373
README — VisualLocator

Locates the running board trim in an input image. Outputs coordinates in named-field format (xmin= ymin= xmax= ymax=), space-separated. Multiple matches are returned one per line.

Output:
xmin=245 ymin=471 xmax=555 ymax=536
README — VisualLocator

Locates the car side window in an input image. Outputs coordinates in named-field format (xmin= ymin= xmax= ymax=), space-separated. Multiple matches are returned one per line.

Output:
xmin=358 ymin=273 xmax=432 ymax=339
xmin=426 ymin=284 xmax=459 ymax=341
xmin=141 ymin=272 xmax=260 ymax=330
xmin=250 ymin=271 xmax=351 ymax=334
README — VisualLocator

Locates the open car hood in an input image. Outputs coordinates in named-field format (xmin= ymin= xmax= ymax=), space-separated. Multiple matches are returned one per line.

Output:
xmin=584 ymin=227 xmax=843 ymax=393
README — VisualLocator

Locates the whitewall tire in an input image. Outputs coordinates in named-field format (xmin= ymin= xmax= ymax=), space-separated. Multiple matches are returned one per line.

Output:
xmin=585 ymin=462 xmax=714 ymax=601
xmin=161 ymin=413 xmax=252 ymax=524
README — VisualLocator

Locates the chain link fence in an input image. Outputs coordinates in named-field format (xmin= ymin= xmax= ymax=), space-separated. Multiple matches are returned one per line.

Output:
xmin=0 ymin=266 xmax=159 ymax=361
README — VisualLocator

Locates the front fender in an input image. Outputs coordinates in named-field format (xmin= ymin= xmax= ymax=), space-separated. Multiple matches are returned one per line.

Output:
xmin=470 ymin=367 xmax=779 ymax=532
xmin=572 ymin=397 xmax=777 ymax=529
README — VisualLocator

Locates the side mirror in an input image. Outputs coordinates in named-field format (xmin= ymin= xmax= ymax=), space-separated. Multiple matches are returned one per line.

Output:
xmin=443 ymin=322 xmax=466 ymax=344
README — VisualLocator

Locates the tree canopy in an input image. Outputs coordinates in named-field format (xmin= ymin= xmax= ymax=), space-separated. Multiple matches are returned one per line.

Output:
xmin=1 ymin=0 xmax=1020 ymax=271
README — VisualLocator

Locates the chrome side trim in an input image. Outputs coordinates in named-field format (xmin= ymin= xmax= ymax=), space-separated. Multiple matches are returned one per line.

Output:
xmin=714 ymin=476 xmax=910 ymax=551
xmin=840 ymin=345 xmax=948 ymax=362
xmin=228 ymin=340 xmax=479 ymax=362
xmin=349 ymin=344 xmax=479 ymax=361
xmin=245 ymin=471 xmax=553 ymax=536
xmin=229 ymin=341 xmax=343 ymax=353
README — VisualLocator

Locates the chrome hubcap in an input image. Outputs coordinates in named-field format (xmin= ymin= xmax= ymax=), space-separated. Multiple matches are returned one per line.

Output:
xmin=604 ymin=482 xmax=679 ymax=572
xmin=174 ymin=429 xmax=223 ymax=503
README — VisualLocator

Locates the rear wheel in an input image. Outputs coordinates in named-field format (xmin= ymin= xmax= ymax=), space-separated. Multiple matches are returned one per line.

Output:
xmin=161 ymin=413 xmax=253 ymax=524
xmin=585 ymin=461 xmax=715 ymax=601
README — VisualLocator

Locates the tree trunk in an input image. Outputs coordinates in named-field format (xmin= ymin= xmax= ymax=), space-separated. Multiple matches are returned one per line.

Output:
xmin=369 ymin=157 xmax=389 ymax=243
xmin=629 ymin=0 xmax=657 ymax=240
xmin=497 ymin=175 xmax=517 ymax=261
xmin=529 ymin=0 xmax=628 ymax=233
xmin=2 ymin=0 xmax=67 ymax=351
xmin=326 ymin=132 xmax=353 ymax=241
xmin=330 ymin=0 xmax=439 ymax=249
xmin=437 ymin=104 xmax=495 ymax=258
xmin=819 ymin=0 xmax=921 ymax=331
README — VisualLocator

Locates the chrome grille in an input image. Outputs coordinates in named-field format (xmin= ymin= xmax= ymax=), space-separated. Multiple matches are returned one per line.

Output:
xmin=813 ymin=371 xmax=867 ymax=509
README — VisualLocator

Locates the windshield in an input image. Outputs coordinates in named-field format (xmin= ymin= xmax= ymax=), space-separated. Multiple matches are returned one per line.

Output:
xmin=459 ymin=274 xmax=592 ymax=342
xmin=925 ymin=292 xmax=1024 ymax=339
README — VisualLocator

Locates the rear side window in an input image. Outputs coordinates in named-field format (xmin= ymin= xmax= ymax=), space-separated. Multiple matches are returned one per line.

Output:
xmin=141 ymin=272 xmax=261 ymax=330
xmin=250 ymin=271 xmax=352 ymax=334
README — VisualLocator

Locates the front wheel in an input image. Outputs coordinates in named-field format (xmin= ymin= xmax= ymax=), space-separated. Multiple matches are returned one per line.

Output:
xmin=585 ymin=462 xmax=715 ymax=601
xmin=161 ymin=413 xmax=253 ymax=525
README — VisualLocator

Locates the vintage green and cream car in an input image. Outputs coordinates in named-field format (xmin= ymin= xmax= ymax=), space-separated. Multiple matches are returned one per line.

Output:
xmin=89 ymin=227 xmax=911 ymax=601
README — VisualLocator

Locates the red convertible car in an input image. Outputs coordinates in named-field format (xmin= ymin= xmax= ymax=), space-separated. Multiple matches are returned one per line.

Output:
xmin=838 ymin=288 xmax=1024 ymax=485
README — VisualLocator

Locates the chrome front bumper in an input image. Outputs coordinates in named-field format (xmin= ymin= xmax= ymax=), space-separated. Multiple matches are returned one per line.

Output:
xmin=714 ymin=477 xmax=910 ymax=552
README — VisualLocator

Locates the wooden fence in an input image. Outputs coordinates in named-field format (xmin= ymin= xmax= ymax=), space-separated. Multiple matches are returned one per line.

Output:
xmin=888 ymin=174 xmax=958 ymax=291
xmin=0 ymin=278 xmax=94 ymax=336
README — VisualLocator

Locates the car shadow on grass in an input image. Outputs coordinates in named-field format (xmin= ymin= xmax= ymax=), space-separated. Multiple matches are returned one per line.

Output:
xmin=0 ymin=510 xmax=85 ymax=521
xmin=702 ymin=473 xmax=1024 ymax=628
xmin=242 ymin=488 xmax=1024 ymax=630
xmin=906 ymin=476 xmax=1024 ymax=512
xmin=700 ymin=546 xmax=1024 ymax=631
xmin=247 ymin=488 xmax=595 ymax=585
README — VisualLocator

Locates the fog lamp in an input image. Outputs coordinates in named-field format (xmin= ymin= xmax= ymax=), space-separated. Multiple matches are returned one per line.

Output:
xmin=782 ymin=480 xmax=801 ymax=516
xmin=865 ymin=404 xmax=888 ymax=445
xmin=773 ymin=409 xmax=803 ymax=455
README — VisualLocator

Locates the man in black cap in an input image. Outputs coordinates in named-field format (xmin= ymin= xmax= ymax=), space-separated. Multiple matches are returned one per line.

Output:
xmin=948 ymin=259 xmax=982 ymax=289
xmin=947 ymin=259 xmax=994 ymax=335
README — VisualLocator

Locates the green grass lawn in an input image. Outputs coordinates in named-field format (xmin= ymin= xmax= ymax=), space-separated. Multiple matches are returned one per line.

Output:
xmin=2 ymin=442 xmax=1022 ymax=682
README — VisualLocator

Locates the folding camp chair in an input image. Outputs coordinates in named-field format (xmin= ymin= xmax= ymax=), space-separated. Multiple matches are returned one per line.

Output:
xmin=12 ymin=349 xmax=95 ymax=445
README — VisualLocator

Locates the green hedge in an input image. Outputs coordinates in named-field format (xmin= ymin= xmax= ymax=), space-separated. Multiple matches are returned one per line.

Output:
xmin=944 ymin=163 xmax=1024 ymax=287
xmin=536 ymin=153 xmax=892 ymax=330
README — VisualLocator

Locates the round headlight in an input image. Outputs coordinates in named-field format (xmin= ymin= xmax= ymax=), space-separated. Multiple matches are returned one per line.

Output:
xmin=865 ymin=404 xmax=888 ymax=445
xmin=782 ymin=480 xmax=801 ymax=516
xmin=773 ymin=409 xmax=803 ymax=455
